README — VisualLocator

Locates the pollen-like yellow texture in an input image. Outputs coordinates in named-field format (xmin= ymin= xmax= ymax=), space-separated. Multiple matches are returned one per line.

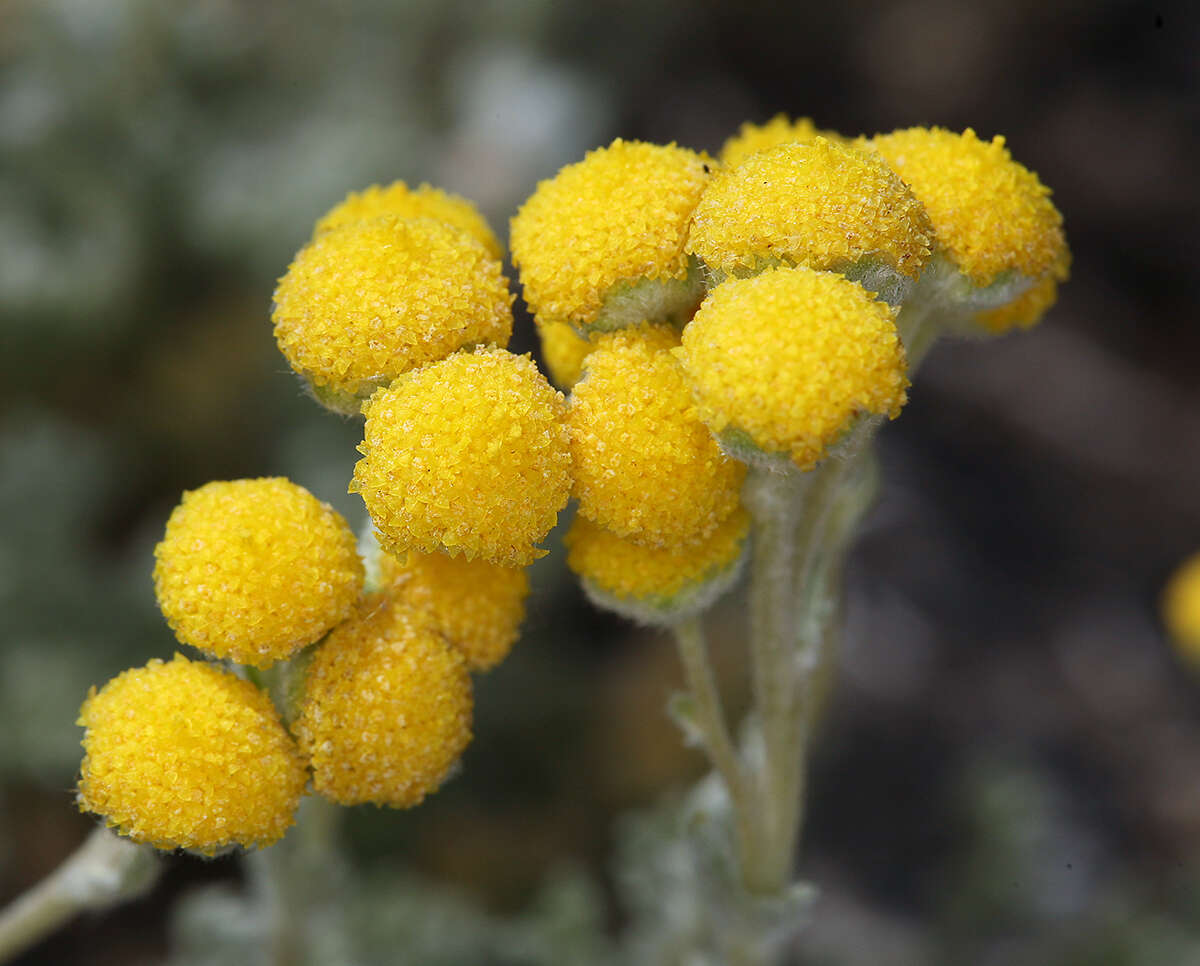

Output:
xmin=293 ymin=594 xmax=473 ymax=807
xmin=154 ymin=478 xmax=363 ymax=669
xmin=351 ymin=348 xmax=572 ymax=568
xmin=272 ymin=215 xmax=514 ymax=405
xmin=870 ymin=127 xmax=1067 ymax=287
xmin=566 ymin=509 xmax=749 ymax=607
xmin=1165 ymin=554 xmax=1200 ymax=665
xmin=378 ymin=549 xmax=529 ymax=672
xmin=313 ymin=181 xmax=503 ymax=259
xmin=539 ymin=320 xmax=595 ymax=389
xmin=568 ymin=325 xmax=745 ymax=548
xmin=510 ymin=139 xmax=711 ymax=329
xmin=77 ymin=654 xmax=307 ymax=853
xmin=719 ymin=115 xmax=844 ymax=168
xmin=677 ymin=268 xmax=909 ymax=471
xmin=687 ymin=138 xmax=933 ymax=281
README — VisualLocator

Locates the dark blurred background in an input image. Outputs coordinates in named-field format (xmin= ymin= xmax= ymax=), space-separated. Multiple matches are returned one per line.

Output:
xmin=2 ymin=0 xmax=1198 ymax=963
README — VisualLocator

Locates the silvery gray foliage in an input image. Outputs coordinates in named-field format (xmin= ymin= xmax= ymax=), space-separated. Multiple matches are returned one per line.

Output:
xmin=615 ymin=770 xmax=816 ymax=966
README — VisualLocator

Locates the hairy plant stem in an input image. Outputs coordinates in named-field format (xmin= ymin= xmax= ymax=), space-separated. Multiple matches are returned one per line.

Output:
xmin=244 ymin=796 xmax=347 ymax=966
xmin=0 ymin=827 xmax=157 ymax=964
xmin=740 ymin=427 xmax=882 ymax=896
xmin=742 ymin=466 xmax=810 ymax=893
xmin=671 ymin=616 xmax=765 ymax=885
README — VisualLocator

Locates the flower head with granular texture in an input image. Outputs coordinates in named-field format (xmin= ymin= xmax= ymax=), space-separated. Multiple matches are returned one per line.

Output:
xmin=676 ymin=267 xmax=909 ymax=471
xmin=272 ymin=215 xmax=513 ymax=413
xmin=1165 ymin=553 xmax=1200 ymax=665
xmin=351 ymin=348 xmax=572 ymax=567
xmin=293 ymin=594 xmax=473 ymax=807
xmin=313 ymin=181 xmax=503 ymax=259
xmin=154 ymin=478 xmax=362 ymax=668
xmin=568 ymin=325 xmax=745 ymax=548
xmin=565 ymin=509 xmax=750 ymax=625
xmin=687 ymin=138 xmax=933 ymax=303
xmin=538 ymin=320 xmax=595 ymax=389
xmin=869 ymin=127 xmax=1067 ymax=289
xmin=510 ymin=139 xmax=712 ymax=334
xmin=77 ymin=654 xmax=307 ymax=853
xmin=378 ymin=549 xmax=529 ymax=672
xmin=719 ymin=115 xmax=845 ymax=168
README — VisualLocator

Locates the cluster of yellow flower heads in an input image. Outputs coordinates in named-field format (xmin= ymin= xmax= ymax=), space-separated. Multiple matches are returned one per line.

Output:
xmin=77 ymin=118 xmax=1069 ymax=852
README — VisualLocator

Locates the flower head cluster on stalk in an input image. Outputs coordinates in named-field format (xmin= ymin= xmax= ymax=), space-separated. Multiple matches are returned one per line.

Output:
xmin=75 ymin=117 xmax=1067 ymax=858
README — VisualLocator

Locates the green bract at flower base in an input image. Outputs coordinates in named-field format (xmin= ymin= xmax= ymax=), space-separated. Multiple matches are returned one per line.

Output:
xmin=565 ymin=511 xmax=750 ymax=626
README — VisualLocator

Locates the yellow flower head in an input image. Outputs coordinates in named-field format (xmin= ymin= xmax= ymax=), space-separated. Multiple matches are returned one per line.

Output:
xmin=272 ymin=215 xmax=514 ymax=413
xmin=77 ymin=654 xmax=307 ymax=853
xmin=869 ymin=127 xmax=1067 ymax=289
xmin=293 ymin=594 xmax=473 ymax=807
xmin=538 ymin=320 xmax=595 ymax=390
xmin=676 ymin=267 xmax=909 ymax=471
xmin=378 ymin=549 xmax=529 ymax=672
xmin=719 ymin=115 xmax=844 ymax=168
xmin=1165 ymin=553 xmax=1200 ymax=665
xmin=510 ymin=139 xmax=712 ymax=334
xmin=568 ymin=325 xmax=745 ymax=548
xmin=686 ymin=138 xmax=933 ymax=303
xmin=154 ymin=478 xmax=363 ymax=669
xmin=351 ymin=348 xmax=572 ymax=568
xmin=313 ymin=181 xmax=503 ymax=259
xmin=565 ymin=509 xmax=750 ymax=624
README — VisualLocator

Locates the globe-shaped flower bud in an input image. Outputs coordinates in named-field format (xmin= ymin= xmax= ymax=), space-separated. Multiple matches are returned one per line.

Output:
xmin=293 ymin=594 xmax=473 ymax=808
xmin=719 ymin=115 xmax=844 ymax=168
xmin=869 ymin=127 xmax=1068 ymax=317
xmin=676 ymin=267 xmax=909 ymax=472
xmin=377 ymin=548 xmax=529 ymax=672
xmin=272 ymin=215 xmax=514 ymax=413
xmin=538 ymin=320 xmax=595 ymax=390
xmin=153 ymin=478 xmax=363 ymax=669
xmin=77 ymin=655 xmax=307 ymax=853
xmin=313 ymin=181 xmax=503 ymax=259
xmin=565 ymin=509 xmax=750 ymax=625
xmin=351 ymin=348 xmax=572 ymax=567
xmin=687 ymin=138 xmax=933 ymax=305
xmin=1165 ymin=553 xmax=1200 ymax=665
xmin=510 ymin=139 xmax=712 ymax=334
xmin=568 ymin=325 xmax=745 ymax=548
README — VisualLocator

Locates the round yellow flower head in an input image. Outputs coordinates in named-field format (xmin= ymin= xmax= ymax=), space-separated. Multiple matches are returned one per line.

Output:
xmin=719 ymin=115 xmax=844 ymax=168
xmin=293 ymin=594 xmax=473 ymax=807
xmin=565 ymin=509 xmax=750 ymax=625
xmin=351 ymin=348 xmax=572 ymax=568
xmin=687 ymin=138 xmax=933 ymax=305
xmin=676 ymin=267 xmax=909 ymax=471
xmin=313 ymin=181 xmax=503 ymax=259
xmin=77 ymin=654 xmax=307 ymax=853
xmin=154 ymin=478 xmax=363 ymax=669
xmin=1165 ymin=553 xmax=1200 ymax=665
xmin=869 ymin=127 xmax=1067 ymax=290
xmin=568 ymin=324 xmax=745 ymax=548
xmin=272 ymin=215 xmax=514 ymax=413
xmin=539 ymin=320 xmax=595 ymax=390
xmin=378 ymin=548 xmax=529 ymax=672
xmin=510 ymin=139 xmax=712 ymax=334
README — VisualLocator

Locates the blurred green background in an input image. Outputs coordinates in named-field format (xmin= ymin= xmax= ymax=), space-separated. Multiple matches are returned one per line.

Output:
xmin=2 ymin=0 xmax=1199 ymax=962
